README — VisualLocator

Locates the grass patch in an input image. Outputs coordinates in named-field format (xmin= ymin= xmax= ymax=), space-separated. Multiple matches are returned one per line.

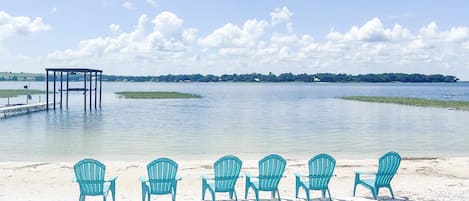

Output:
xmin=115 ymin=91 xmax=202 ymax=99
xmin=0 ymin=89 xmax=45 ymax=98
xmin=341 ymin=96 xmax=469 ymax=111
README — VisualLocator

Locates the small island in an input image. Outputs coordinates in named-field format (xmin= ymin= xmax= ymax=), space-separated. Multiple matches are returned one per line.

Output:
xmin=0 ymin=89 xmax=45 ymax=98
xmin=115 ymin=91 xmax=202 ymax=99
xmin=341 ymin=96 xmax=469 ymax=111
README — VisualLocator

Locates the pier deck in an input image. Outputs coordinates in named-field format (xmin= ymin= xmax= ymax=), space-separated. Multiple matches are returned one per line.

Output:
xmin=0 ymin=102 xmax=57 ymax=119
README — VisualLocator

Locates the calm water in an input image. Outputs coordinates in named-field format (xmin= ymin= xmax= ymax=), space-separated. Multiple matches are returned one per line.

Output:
xmin=1 ymin=81 xmax=469 ymax=161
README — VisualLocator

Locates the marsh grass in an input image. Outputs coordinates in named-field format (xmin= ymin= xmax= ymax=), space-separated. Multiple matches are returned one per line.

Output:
xmin=341 ymin=96 xmax=469 ymax=111
xmin=115 ymin=91 xmax=202 ymax=99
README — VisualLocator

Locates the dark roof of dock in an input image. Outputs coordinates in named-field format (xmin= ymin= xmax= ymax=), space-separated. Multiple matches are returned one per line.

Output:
xmin=45 ymin=68 xmax=103 ymax=73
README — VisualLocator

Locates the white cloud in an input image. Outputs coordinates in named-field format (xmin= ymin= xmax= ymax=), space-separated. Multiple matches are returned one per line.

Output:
xmin=122 ymin=1 xmax=135 ymax=10
xmin=270 ymin=6 xmax=293 ymax=25
xmin=326 ymin=18 xmax=411 ymax=42
xmin=151 ymin=11 xmax=183 ymax=36
xmin=44 ymin=8 xmax=469 ymax=79
xmin=182 ymin=28 xmax=198 ymax=42
xmin=0 ymin=11 xmax=51 ymax=39
xmin=47 ymin=12 xmax=189 ymax=72
xmin=199 ymin=19 xmax=269 ymax=48
xmin=109 ymin=24 xmax=120 ymax=35
xmin=463 ymin=41 xmax=469 ymax=49
xmin=0 ymin=11 xmax=50 ymax=71
xmin=446 ymin=27 xmax=469 ymax=42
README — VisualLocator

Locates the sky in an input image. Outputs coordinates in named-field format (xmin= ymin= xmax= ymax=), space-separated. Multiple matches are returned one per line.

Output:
xmin=1 ymin=0 xmax=469 ymax=79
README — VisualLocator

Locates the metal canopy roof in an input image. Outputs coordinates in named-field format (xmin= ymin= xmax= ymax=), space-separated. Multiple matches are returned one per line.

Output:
xmin=45 ymin=68 xmax=103 ymax=73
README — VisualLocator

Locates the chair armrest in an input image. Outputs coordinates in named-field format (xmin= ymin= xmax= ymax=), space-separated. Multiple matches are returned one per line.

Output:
xmin=176 ymin=175 xmax=183 ymax=181
xmin=139 ymin=176 xmax=148 ymax=182
xmin=202 ymin=175 xmax=214 ymax=180
xmin=106 ymin=176 xmax=118 ymax=182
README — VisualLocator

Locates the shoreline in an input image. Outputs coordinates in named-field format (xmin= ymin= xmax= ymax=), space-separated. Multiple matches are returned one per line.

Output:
xmin=1 ymin=156 xmax=469 ymax=201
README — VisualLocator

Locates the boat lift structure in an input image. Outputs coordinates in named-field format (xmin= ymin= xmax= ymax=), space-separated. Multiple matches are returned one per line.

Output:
xmin=45 ymin=68 xmax=103 ymax=110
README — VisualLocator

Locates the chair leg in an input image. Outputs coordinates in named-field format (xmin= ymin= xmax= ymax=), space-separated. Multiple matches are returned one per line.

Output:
xmin=277 ymin=190 xmax=281 ymax=201
xmin=111 ymin=181 xmax=116 ymax=201
xmin=371 ymin=188 xmax=378 ymax=200
xmin=254 ymin=190 xmax=259 ymax=201
xmin=230 ymin=191 xmax=233 ymax=199
xmin=211 ymin=191 xmax=216 ymax=201
xmin=388 ymin=186 xmax=395 ymax=199
xmin=79 ymin=194 xmax=85 ymax=201
xmin=327 ymin=188 xmax=332 ymax=201
xmin=244 ymin=184 xmax=249 ymax=199
xmin=271 ymin=191 xmax=276 ymax=198
xmin=353 ymin=173 xmax=359 ymax=197
xmin=103 ymin=195 xmax=107 ymax=201
xmin=305 ymin=189 xmax=310 ymax=201
xmin=173 ymin=182 xmax=177 ymax=201
xmin=234 ymin=190 xmax=238 ymax=201
xmin=295 ymin=184 xmax=299 ymax=198
xmin=353 ymin=183 xmax=357 ymax=197
xmin=142 ymin=183 xmax=147 ymax=201
xmin=201 ymin=180 xmax=207 ymax=201
xmin=322 ymin=189 xmax=326 ymax=198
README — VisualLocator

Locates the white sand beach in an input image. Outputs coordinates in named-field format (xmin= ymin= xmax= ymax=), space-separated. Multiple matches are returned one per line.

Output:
xmin=1 ymin=156 xmax=469 ymax=201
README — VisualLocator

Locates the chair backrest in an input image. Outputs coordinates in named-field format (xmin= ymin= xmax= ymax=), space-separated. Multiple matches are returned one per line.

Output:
xmin=74 ymin=159 xmax=106 ymax=195
xmin=258 ymin=154 xmax=286 ymax=191
xmin=213 ymin=155 xmax=242 ymax=192
xmin=375 ymin=152 xmax=401 ymax=187
xmin=308 ymin=154 xmax=336 ymax=190
xmin=147 ymin=158 xmax=178 ymax=194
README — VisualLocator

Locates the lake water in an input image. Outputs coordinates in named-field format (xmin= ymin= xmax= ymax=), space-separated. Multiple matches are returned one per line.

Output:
xmin=1 ymin=81 xmax=469 ymax=161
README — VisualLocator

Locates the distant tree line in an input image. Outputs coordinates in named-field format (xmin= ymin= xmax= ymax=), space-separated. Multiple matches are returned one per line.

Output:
xmin=99 ymin=73 xmax=458 ymax=83
xmin=0 ymin=72 xmax=459 ymax=82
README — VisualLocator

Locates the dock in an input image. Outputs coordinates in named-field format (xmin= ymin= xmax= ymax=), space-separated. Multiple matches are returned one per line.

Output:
xmin=0 ymin=102 xmax=57 ymax=119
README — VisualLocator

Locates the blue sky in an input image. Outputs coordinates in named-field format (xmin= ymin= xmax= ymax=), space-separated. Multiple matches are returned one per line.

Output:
xmin=1 ymin=0 xmax=469 ymax=79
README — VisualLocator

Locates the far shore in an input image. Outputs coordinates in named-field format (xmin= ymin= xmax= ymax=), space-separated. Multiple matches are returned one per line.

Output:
xmin=1 ymin=80 xmax=466 ymax=83
xmin=1 ymin=156 xmax=469 ymax=201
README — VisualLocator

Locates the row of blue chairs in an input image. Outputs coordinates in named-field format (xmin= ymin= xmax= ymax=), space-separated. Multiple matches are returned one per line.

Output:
xmin=73 ymin=152 xmax=401 ymax=201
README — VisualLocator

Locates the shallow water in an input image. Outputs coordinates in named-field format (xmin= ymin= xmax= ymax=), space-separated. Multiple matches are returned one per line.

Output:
xmin=1 ymin=82 xmax=469 ymax=161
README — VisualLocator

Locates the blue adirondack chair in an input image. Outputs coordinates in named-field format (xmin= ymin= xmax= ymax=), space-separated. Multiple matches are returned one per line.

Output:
xmin=295 ymin=154 xmax=336 ymax=201
xmin=202 ymin=155 xmax=243 ymax=201
xmin=353 ymin=152 xmax=401 ymax=200
xmin=139 ymin=158 xmax=182 ymax=201
xmin=73 ymin=159 xmax=117 ymax=201
xmin=245 ymin=154 xmax=287 ymax=201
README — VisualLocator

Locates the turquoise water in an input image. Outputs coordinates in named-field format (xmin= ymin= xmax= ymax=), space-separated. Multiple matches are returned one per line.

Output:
xmin=1 ymin=82 xmax=469 ymax=161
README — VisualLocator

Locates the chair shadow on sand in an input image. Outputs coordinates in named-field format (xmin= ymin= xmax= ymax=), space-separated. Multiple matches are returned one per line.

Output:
xmin=294 ymin=195 xmax=412 ymax=201
xmin=210 ymin=196 xmax=412 ymax=201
